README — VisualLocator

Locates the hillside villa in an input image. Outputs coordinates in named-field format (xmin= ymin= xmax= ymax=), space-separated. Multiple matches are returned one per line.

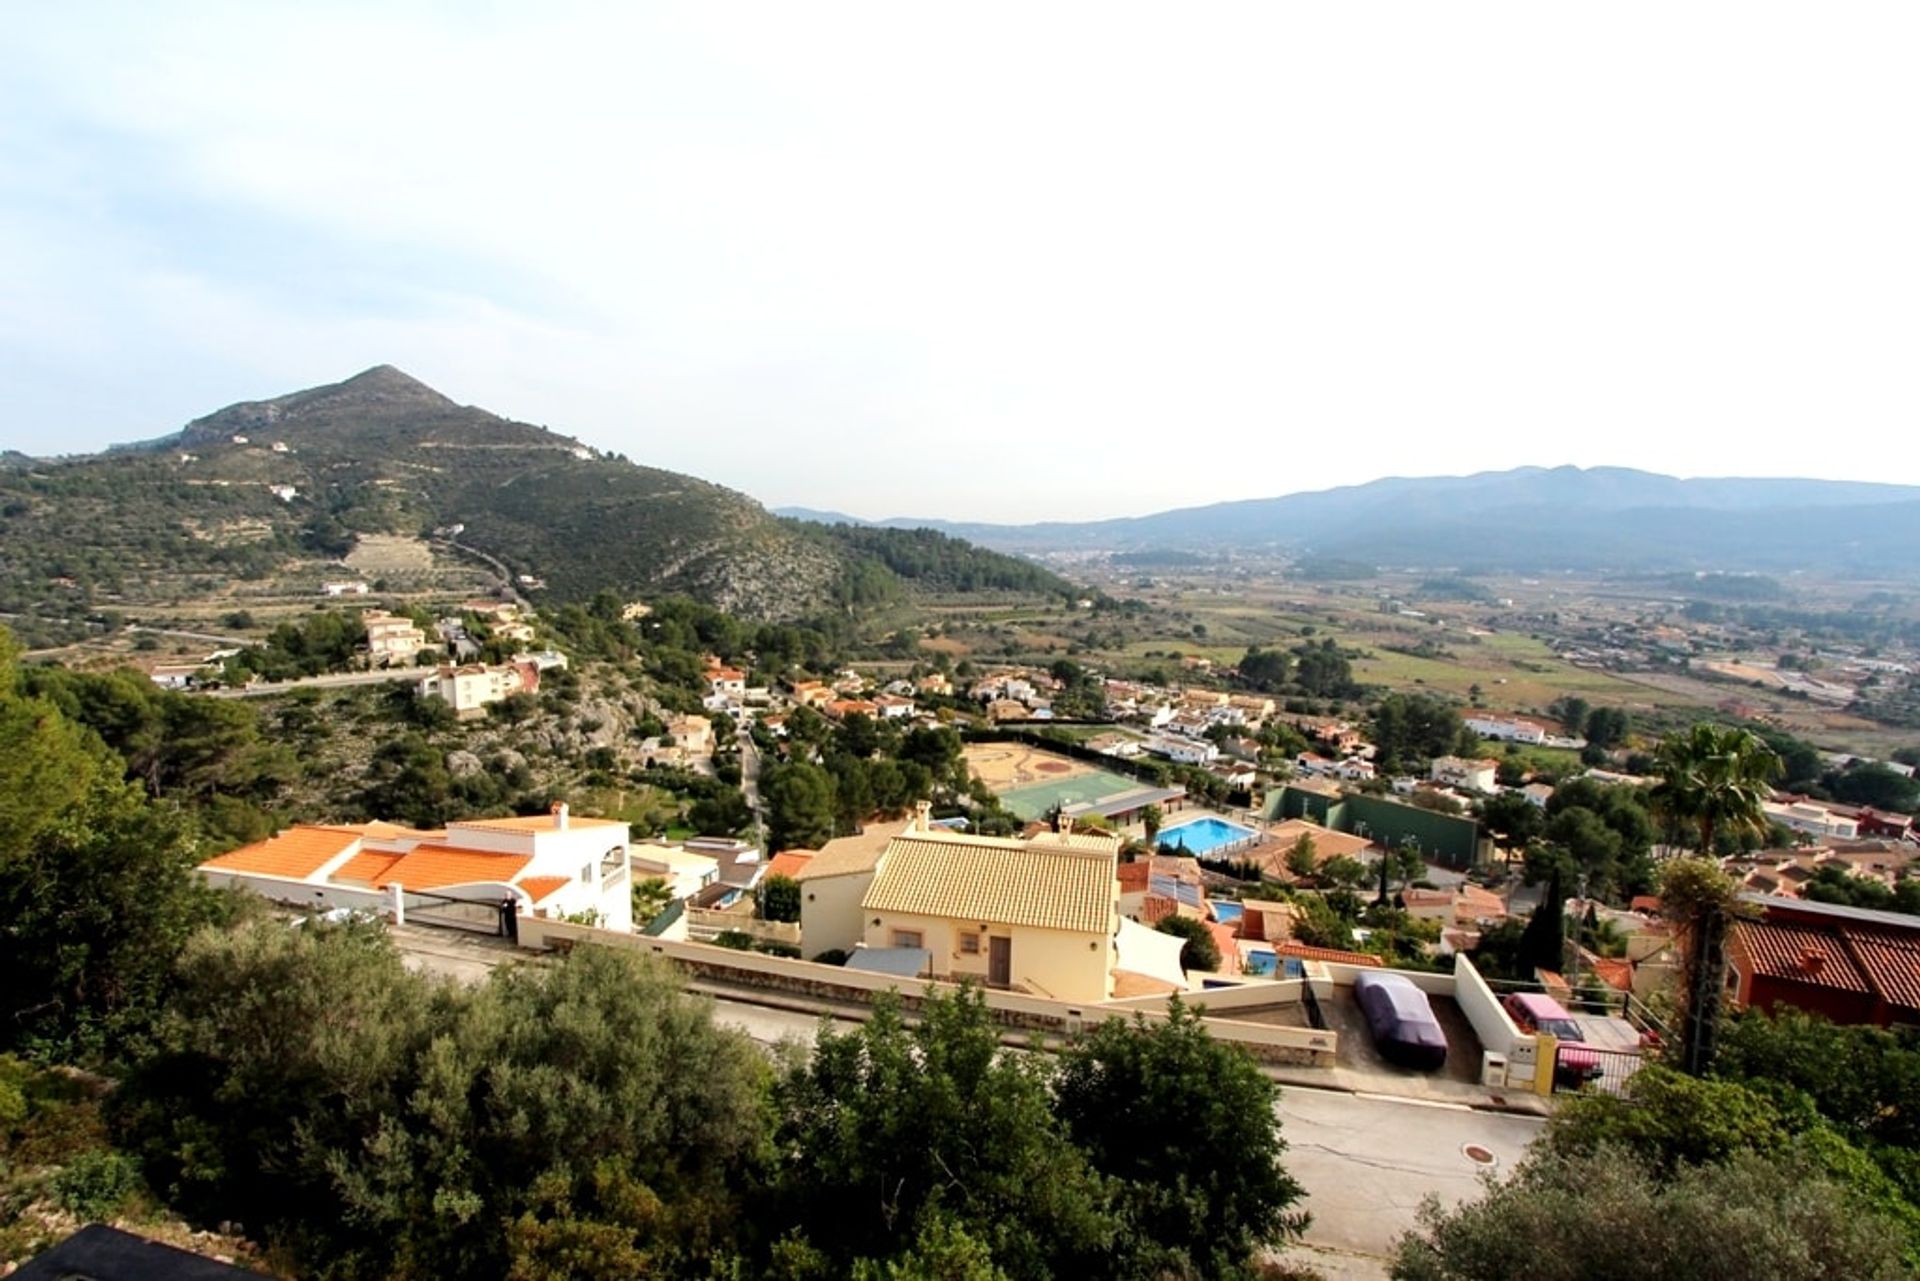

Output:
xmin=1430 ymin=755 xmax=1500 ymax=793
xmin=197 ymin=803 xmax=634 ymax=932
xmin=793 ymin=807 xmax=1122 ymax=1002
xmin=1728 ymin=895 xmax=1920 ymax=1027
xmin=363 ymin=609 xmax=429 ymax=666
xmin=416 ymin=660 xmax=540 ymax=717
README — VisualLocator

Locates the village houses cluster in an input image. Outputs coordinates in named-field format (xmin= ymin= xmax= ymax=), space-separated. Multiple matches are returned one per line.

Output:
xmin=164 ymin=590 xmax=1919 ymax=1061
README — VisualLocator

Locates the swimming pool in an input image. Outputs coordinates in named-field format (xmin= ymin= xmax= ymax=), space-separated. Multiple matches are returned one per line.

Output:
xmin=1242 ymin=951 xmax=1306 ymax=980
xmin=1158 ymin=816 xmax=1256 ymax=857
xmin=1211 ymin=902 xmax=1244 ymax=925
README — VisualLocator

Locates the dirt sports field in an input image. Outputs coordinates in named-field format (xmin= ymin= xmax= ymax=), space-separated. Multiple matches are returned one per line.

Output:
xmin=962 ymin=743 xmax=1091 ymax=791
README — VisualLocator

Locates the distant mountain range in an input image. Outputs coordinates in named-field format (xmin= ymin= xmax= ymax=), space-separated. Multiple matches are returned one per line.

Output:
xmin=778 ymin=466 xmax=1920 ymax=576
xmin=0 ymin=367 xmax=1071 ymax=620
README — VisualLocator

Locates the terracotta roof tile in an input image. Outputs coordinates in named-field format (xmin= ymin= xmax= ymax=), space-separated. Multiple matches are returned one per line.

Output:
xmin=1733 ymin=919 xmax=1872 ymax=994
xmin=863 ymin=832 xmax=1116 ymax=935
xmin=1591 ymin=956 xmax=1634 ymax=992
xmin=793 ymin=818 xmax=914 ymax=880
xmin=518 ymin=875 xmax=571 ymax=905
xmin=333 ymin=849 xmax=404 ymax=886
xmin=1275 ymin=942 xmax=1383 ymax=967
xmin=1117 ymin=861 xmax=1152 ymax=893
xmin=1207 ymin=921 xmax=1241 ymax=974
xmin=341 ymin=821 xmax=445 ymax=841
xmin=1845 ymin=929 xmax=1920 ymax=1011
xmin=448 ymin=814 xmax=627 ymax=834
xmin=765 ymin=851 xmax=814 ymax=881
xmin=201 ymin=827 xmax=360 ymax=880
xmin=373 ymin=845 xmax=533 ymax=891
xmin=1139 ymin=894 xmax=1180 ymax=926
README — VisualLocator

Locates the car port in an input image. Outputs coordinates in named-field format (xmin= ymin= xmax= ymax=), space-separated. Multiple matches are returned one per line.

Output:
xmin=1315 ymin=983 xmax=1488 ymax=1087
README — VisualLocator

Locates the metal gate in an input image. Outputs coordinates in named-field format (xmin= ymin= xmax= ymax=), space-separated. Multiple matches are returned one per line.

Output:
xmin=1554 ymin=1042 xmax=1645 ymax=1097
xmin=402 ymin=889 xmax=509 ymax=936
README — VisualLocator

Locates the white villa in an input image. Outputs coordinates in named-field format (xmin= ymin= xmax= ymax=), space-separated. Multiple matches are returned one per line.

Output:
xmin=197 ymin=804 xmax=634 ymax=931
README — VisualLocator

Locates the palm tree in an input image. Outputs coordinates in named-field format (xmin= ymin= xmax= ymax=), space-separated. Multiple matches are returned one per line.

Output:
xmin=1650 ymin=722 xmax=1780 ymax=857
xmin=1650 ymin=723 xmax=1779 ymax=1074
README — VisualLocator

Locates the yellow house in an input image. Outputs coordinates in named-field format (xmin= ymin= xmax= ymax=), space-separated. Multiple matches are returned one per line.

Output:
xmin=859 ymin=816 xmax=1120 ymax=1003
xmin=794 ymin=816 xmax=917 ymax=958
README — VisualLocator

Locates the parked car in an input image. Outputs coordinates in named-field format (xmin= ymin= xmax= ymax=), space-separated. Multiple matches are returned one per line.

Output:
xmin=1503 ymin=992 xmax=1602 ymax=1084
xmin=1353 ymin=971 xmax=1449 ymax=1071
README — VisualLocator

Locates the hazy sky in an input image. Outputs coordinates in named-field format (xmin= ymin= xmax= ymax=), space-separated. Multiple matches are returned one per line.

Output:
xmin=3 ymin=4 xmax=1916 ymax=521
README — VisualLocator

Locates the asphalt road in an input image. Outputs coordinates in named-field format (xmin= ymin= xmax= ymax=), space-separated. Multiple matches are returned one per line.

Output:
xmin=1276 ymin=1086 xmax=1541 ymax=1263
xmin=204 ymin=665 xmax=438 ymax=697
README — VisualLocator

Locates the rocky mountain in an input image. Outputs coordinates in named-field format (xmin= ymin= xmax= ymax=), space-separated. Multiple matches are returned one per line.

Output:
xmin=0 ymin=367 xmax=1071 ymax=620
xmin=825 ymin=466 xmax=1920 ymax=577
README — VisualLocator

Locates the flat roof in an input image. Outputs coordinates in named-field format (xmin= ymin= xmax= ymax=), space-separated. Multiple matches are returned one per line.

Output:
xmin=1061 ymin=785 xmax=1188 ymax=820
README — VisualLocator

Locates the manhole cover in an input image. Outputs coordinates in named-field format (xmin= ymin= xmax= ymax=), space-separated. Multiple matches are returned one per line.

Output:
xmin=1462 ymin=1144 xmax=1497 ymax=1167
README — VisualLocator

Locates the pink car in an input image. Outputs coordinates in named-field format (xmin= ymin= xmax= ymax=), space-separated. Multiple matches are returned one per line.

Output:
xmin=1504 ymin=992 xmax=1602 ymax=1084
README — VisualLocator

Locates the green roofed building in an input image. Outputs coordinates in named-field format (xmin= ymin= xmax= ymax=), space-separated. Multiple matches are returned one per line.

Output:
xmin=1265 ymin=784 xmax=1486 ymax=869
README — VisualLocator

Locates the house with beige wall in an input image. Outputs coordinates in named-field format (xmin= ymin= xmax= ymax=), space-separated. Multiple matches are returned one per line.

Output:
xmin=363 ymin=609 xmax=429 ymax=665
xmin=793 ymin=817 xmax=915 ymax=958
xmin=858 ymin=814 xmax=1121 ymax=1003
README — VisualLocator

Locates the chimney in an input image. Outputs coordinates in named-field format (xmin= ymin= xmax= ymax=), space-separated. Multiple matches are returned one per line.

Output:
xmin=552 ymin=801 xmax=569 ymax=831
xmin=914 ymin=800 xmax=932 ymax=832
xmin=1799 ymin=947 xmax=1824 ymax=975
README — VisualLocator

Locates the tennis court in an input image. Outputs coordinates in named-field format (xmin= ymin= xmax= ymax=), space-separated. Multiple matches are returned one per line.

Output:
xmin=997 ymin=769 xmax=1157 ymax=821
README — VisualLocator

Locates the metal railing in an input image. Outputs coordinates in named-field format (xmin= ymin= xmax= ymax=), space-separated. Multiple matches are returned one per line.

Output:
xmin=1555 ymin=1041 xmax=1646 ymax=1098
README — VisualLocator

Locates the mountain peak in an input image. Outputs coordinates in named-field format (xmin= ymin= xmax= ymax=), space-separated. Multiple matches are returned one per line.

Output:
xmin=334 ymin=364 xmax=446 ymax=400
xmin=173 ymin=365 xmax=459 ymax=445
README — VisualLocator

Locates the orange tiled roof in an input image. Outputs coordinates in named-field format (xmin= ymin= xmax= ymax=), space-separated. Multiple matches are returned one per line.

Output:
xmin=1139 ymin=894 xmax=1180 ymax=926
xmin=1590 ymin=956 xmax=1634 ymax=992
xmin=344 ymin=820 xmax=445 ymax=841
xmin=373 ymin=845 xmax=532 ymax=891
xmin=1847 ymin=929 xmax=1920 ymax=1011
xmin=1275 ymin=942 xmax=1384 ymax=967
xmin=1733 ymin=919 xmax=1872 ymax=994
xmin=448 ymin=814 xmax=628 ymax=833
xmin=333 ymin=849 xmax=404 ymax=886
xmin=1117 ymin=861 xmax=1152 ymax=893
xmin=766 ymin=851 xmax=814 ymax=880
xmin=518 ymin=875 xmax=570 ymax=904
xmin=1207 ymin=921 xmax=1240 ymax=974
xmin=201 ymin=826 xmax=360 ymax=880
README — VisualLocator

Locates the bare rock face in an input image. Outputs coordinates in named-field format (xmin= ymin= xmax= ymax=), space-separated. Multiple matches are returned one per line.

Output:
xmin=445 ymin=750 xmax=484 ymax=778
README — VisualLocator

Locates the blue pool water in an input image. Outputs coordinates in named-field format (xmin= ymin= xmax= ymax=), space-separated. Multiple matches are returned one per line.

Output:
xmin=1212 ymin=902 xmax=1244 ymax=925
xmin=1243 ymin=951 xmax=1308 ymax=980
xmin=1158 ymin=816 xmax=1256 ymax=856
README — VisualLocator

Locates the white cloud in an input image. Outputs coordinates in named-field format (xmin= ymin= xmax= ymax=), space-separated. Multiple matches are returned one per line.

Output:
xmin=1 ymin=2 xmax=1916 ymax=518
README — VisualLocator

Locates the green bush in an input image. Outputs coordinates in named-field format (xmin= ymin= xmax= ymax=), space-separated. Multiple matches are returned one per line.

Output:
xmin=51 ymin=1149 xmax=144 ymax=1220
